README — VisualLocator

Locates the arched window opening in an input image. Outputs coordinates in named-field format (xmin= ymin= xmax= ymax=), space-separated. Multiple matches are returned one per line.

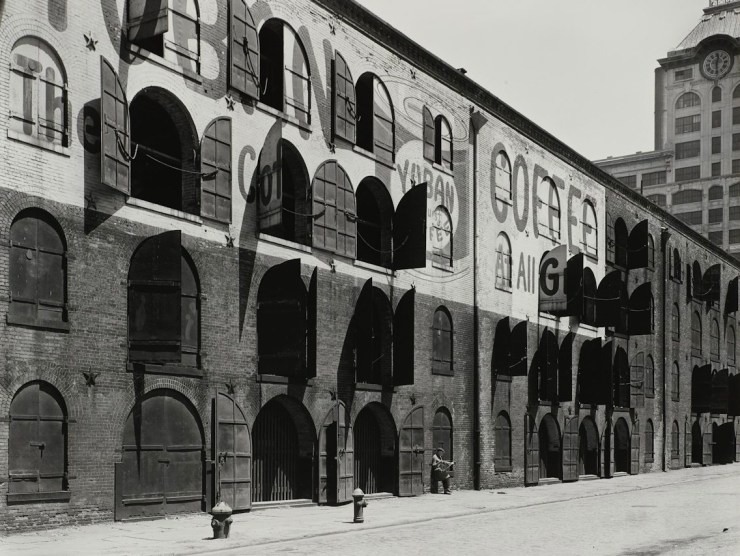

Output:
xmin=258 ymin=19 xmax=311 ymax=124
xmin=494 ymin=412 xmax=512 ymax=471
xmin=606 ymin=213 xmax=615 ymax=263
xmin=8 ymin=381 xmax=69 ymax=501
xmin=645 ymin=355 xmax=655 ymax=398
xmin=432 ymin=409 xmax=453 ymax=461
xmin=728 ymin=325 xmax=737 ymax=367
xmin=675 ymin=92 xmax=700 ymax=109
xmin=672 ymin=248 xmax=682 ymax=280
xmin=580 ymin=200 xmax=598 ymax=258
xmin=614 ymin=218 xmax=628 ymax=268
xmin=311 ymin=161 xmax=356 ymax=257
xmin=734 ymin=84 xmax=740 ymax=99
xmin=709 ymin=185 xmax=724 ymax=200
xmin=671 ymin=304 xmax=680 ymax=343
xmin=356 ymin=73 xmax=394 ymax=163
xmin=432 ymin=307 xmax=453 ymax=375
xmin=647 ymin=234 xmax=655 ymax=268
xmin=537 ymin=177 xmax=560 ymax=240
xmin=711 ymin=319 xmax=720 ymax=361
xmin=130 ymin=88 xmax=198 ymax=214
xmin=9 ymin=209 xmax=68 ymax=329
xmin=128 ymin=0 xmax=200 ymax=73
xmin=645 ymin=419 xmax=654 ymax=463
xmin=713 ymin=86 xmax=722 ymax=102
xmin=355 ymin=285 xmax=394 ymax=386
xmin=495 ymin=232 xmax=512 ymax=290
xmin=671 ymin=421 xmax=680 ymax=463
xmin=434 ymin=115 xmax=453 ymax=170
xmin=494 ymin=151 xmax=512 ymax=202
xmin=578 ymin=418 xmax=599 ymax=476
xmin=431 ymin=206 xmax=453 ymax=267
xmin=671 ymin=362 xmax=680 ymax=402
xmin=539 ymin=414 xmax=561 ymax=479
xmin=691 ymin=312 xmax=702 ymax=356
xmin=614 ymin=418 xmax=631 ymax=474
xmin=356 ymin=177 xmax=393 ymax=268
xmin=9 ymin=37 xmax=68 ymax=149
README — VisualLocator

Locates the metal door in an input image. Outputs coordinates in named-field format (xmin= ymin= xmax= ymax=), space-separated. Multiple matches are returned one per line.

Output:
xmin=702 ymin=427 xmax=713 ymax=466
xmin=118 ymin=390 xmax=203 ymax=520
xmin=562 ymin=416 xmax=579 ymax=482
xmin=337 ymin=403 xmax=354 ymax=503
xmin=252 ymin=402 xmax=298 ymax=502
xmin=319 ymin=402 xmax=354 ymax=505
xmin=214 ymin=392 xmax=251 ymax=511
xmin=684 ymin=418 xmax=692 ymax=467
xmin=354 ymin=409 xmax=382 ymax=494
xmin=399 ymin=407 xmax=425 ymax=496
xmin=630 ymin=421 xmax=640 ymax=475
xmin=525 ymin=413 xmax=539 ymax=485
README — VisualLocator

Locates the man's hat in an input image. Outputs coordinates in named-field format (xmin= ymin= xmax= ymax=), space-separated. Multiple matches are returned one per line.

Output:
xmin=436 ymin=447 xmax=445 ymax=453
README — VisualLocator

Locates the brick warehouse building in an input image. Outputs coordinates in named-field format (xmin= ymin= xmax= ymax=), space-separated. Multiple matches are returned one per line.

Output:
xmin=0 ymin=0 xmax=738 ymax=531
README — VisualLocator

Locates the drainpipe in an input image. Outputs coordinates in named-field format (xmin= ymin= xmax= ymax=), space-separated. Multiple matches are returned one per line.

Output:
xmin=470 ymin=108 xmax=488 ymax=490
xmin=660 ymin=225 xmax=671 ymax=471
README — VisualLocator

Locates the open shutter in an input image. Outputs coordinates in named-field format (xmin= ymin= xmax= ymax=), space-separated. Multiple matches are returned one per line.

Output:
xmin=614 ymin=348 xmax=630 ymax=408
xmin=595 ymin=270 xmax=624 ymax=326
xmin=307 ymin=269 xmax=317 ymax=379
xmin=630 ymin=422 xmax=640 ymax=475
xmin=201 ymin=117 xmax=232 ymax=222
xmin=731 ymin=373 xmax=740 ymax=416
xmin=628 ymin=283 xmax=654 ymax=335
xmin=578 ymin=337 xmax=600 ymax=404
xmin=525 ymin=413 xmax=539 ymax=486
xmin=128 ymin=231 xmax=182 ymax=362
xmin=686 ymin=263 xmax=693 ymax=301
xmin=393 ymin=288 xmax=415 ymax=386
xmin=509 ymin=321 xmax=528 ymax=376
xmin=373 ymin=79 xmax=394 ymax=163
xmin=337 ymin=402 xmax=354 ymax=504
xmin=702 ymin=427 xmax=713 ymax=465
xmin=608 ymin=422 xmax=615 ymax=477
xmin=355 ymin=278 xmax=373 ymax=383
xmin=712 ymin=369 xmax=729 ymax=414
xmin=599 ymin=341 xmax=613 ymax=406
xmin=318 ymin=406 xmax=331 ymax=504
xmin=100 ymin=57 xmax=130 ymax=195
xmin=333 ymin=52 xmax=356 ymax=144
xmin=257 ymin=138 xmax=282 ymax=232
xmin=492 ymin=317 xmax=510 ymax=378
xmin=701 ymin=264 xmax=721 ymax=306
xmin=565 ymin=253 xmax=584 ymax=317
xmin=422 ymin=107 xmax=435 ymax=162
xmin=398 ymin=407 xmax=425 ymax=497
xmin=627 ymin=220 xmax=649 ymax=269
xmin=558 ymin=333 xmax=573 ymax=402
xmin=539 ymin=331 xmax=558 ymax=401
xmin=726 ymin=276 xmax=738 ymax=315
xmin=214 ymin=392 xmax=251 ymax=511
xmin=582 ymin=268 xmax=597 ymax=325
xmin=684 ymin=419 xmax=692 ymax=467
xmin=229 ymin=0 xmax=259 ymax=99
xmin=128 ymin=0 xmax=168 ymax=42
xmin=283 ymin=28 xmax=311 ymax=125
xmin=562 ymin=416 xmax=579 ymax=482
xmin=393 ymin=182 xmax=428 ymax=270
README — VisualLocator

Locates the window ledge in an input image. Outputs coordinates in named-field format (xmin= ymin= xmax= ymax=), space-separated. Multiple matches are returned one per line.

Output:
xmin=354 ymin=259 xmax=394 ymax=276
xmin=7 ymin=491 xmax=71 ymax=504
xmin=255 ymin=102 xmax=312 ymax=133
xmin=352 ymin=146 xmax=396 ymax=171
xmin=257 ymin=233 xmax=312 ymax=253
xmin=7 ymin=313 xmax=70 ymax=332
xmin=432 ymin=162 xmax=454 ymax=178
xmin=127 ymin=44 xmax=202 ymax=84
xmin=355 ymin=382 xmax=395 ymax=392
xmin=126 ymin=197 xmax=203 ymax=224
xmin=7 ymin=130 xmax=70 ymax=156
xmin=495 ymin=284 xmax=512 ymax=294
xmin=494 ymin=466 xmax=513 ymax=473
xmin=584 ymin=252 xmax=599 ymax=263
xmin=432 ymin=261 xmax=454 ymax=272
xmin=256 ymin=374 xmax=315 ymax=386
xmin=127 ymin=362 xmax=203 ymax=378
xmin=432 ymin=368 xmax=454 ymax=377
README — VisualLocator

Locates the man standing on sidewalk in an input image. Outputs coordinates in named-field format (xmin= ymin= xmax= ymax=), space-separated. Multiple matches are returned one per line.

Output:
xmin=432 ymin=448 xmax=453 ymax=494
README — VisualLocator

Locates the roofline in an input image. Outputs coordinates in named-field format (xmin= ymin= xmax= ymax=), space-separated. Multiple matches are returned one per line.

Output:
xmin=594 ymin=150 xmax=673 ymax=166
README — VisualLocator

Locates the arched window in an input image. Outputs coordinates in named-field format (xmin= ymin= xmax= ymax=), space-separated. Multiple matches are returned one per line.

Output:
xmin=645 ymin=419 xmax=654 ymax=463
xmin=9 ymin=37 xmax=68 ymax=149
xmin=731 ymin=183 xmax=740 ymax=196
xmin=671 ymin=362 xmax=680 ymax=401
xmin=537 ymin=177 xmax=560 ymax=240
xmin=494 ymin=151 xmax=512 ymax=202
xmin=311 ymin=161 xmax=356 ymax=258
xmin=728 ymin=325 xmax=737 ymax=367
xmin=433 ymin=409 xmax=453 ymax=461
xmin=606 ymin=212 xmax=615 ymax=263
xmin=435 ymin=115 xmax=453 ymax=170
xmin=647 ymin=234 xmax=655 ymax=268
xmin=646 ymin=193 xmax=666 ymax=207
xmin=645 ymin=355 xmax=655 ymax=398
xmin=432 ymin=307 xmax=453 ymax=375
xmin=675 ymin=92 xmax=700 ymax=109
xmin=692 ymin=261 xmax=702 ymax=299
xmin=711 ymin=319 xmax=720 ymax=361
xmin=734 ymin=84 xmax=740 ymax=99
xmin=614 ymin=218 xmax=628 ymax=268
xmin=691 ymin=311 xmax=702 ymax=356
xmin=671 ymin=421 xmax=680 ymax=460
xmin=580 ymin=200 xmax=598 ymax=258
xmin=8 ymin=381 xmax=69 ymax=501
xmin=356 ymin=73 xmax=394 ymax=163
xmin=494 ymin=412 xmax=512 ymax=471
xmin=431 ymin=206 xmax=453 ymax=267
xmin=356 ymin=177 xmax=393 ymax=268
xmin=128 ymin=232 xmax=201 ymax=369
xmin=259 ymin=19 xmax=311 ymax=124
xmin=495 ymin=232 xmax=512 ymax=290
xmin=9 ymin=209 xmax=68 ymax=329
xmin=709 ymin=185 xmax=724 ymax=200
xmin=671 ymin=304 xmax=680 ymax=343
xmin=128 ymin=0 xmax=200 ymax=73
xmin=673 ymin=189 xmax=703 ymax=205
xmin=672 ymin=248 xmax=682 ymax=280
xmin=712 ymin=86 xmax=722 ymax=103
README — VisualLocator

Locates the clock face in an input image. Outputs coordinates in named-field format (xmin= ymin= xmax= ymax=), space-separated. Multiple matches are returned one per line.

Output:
xmin=702 ymin=50 xmax=733 ymax=79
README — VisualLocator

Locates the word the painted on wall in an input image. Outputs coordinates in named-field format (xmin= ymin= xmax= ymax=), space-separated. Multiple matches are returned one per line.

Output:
xmin=398 ymin=160 xmax=455 ymax=214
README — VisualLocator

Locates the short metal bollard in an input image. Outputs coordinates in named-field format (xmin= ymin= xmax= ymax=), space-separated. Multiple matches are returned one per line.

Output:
xmin=352 ymin=488 xmax=368 ymax=523
xmin=210 ymin=501 xmax=234 ymax=539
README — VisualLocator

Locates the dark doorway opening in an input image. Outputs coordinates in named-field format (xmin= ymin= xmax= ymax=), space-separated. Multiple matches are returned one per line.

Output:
xmin=692 ymin=420 xmax=703 ymax=464
xmin=353 ymin=403 xmax=396 ymax=494
xmin=538 ymin=414 xmax=561 ymax=479
xmin=579 ymin=418 xmax=599 ymax=476
xmin=614 ymin=418 xmax=630 ymax=473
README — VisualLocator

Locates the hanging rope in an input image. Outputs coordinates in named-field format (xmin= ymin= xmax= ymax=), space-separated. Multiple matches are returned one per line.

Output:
xmin=115 ymin=130 xmax=138 ymax=161
xmin=280 ymin=205 xmax=326 ymax=219
xmin=243 ymin=36 xmax=261 ymax=89
xmin=355 ymin=228 xmax=409 ymax=254
xmin=142 ymin=151 xmax=218 ymax=179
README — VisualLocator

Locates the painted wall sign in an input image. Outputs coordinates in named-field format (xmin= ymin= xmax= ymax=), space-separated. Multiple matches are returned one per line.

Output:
xmin=539 ymin=245 xmax=568 ymax=313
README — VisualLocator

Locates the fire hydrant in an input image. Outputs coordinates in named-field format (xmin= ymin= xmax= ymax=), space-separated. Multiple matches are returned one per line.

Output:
xmin=210 ymin=500 xmax=234 ymax=539
xmin=352 ymin=488 xmax=368 ymax=523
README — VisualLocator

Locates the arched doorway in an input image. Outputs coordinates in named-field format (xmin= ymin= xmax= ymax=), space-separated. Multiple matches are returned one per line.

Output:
xmin=713 ymin=423 xmax=735 ymax=464
xmin=692 ymin=421 xmax=703 ymax=464
xmin=117 ymin=389 xmax=204 ymax=520
xmin=354 ymin=403 xmax=396 ymax=494
xmin=252 ymin=396 xmax=314 ymax=502
xmin=614 ymin=418 xmax=630 ymax=473
xmin=538 ymin=414 xmax=561 ymax=479
xmin=579 ymin=417 xmax=599 ymax=476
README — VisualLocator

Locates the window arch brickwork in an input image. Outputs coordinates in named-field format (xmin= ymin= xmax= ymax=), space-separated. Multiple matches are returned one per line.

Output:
xmin=494 ymin=412 xmax=512 ymax=471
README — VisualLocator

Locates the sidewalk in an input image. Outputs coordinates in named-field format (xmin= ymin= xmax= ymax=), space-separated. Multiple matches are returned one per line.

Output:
xmin=2 ymin=464 xmax=738 ymax=556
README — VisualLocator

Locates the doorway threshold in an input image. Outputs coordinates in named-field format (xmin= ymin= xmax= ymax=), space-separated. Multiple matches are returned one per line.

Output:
xmin=364 ymin=492 xmax=395 ymax=500
xmin=252 ymin=499 xmax=316 ymax=511
xmin=578 ymin=474 xmax=600 ymax=481
xmin=538 ymin=478 xmax=561 ymax=486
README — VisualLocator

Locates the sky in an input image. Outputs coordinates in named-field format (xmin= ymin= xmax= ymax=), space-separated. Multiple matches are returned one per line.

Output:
xmin=357 ymin=0 xmax=704 ymax=161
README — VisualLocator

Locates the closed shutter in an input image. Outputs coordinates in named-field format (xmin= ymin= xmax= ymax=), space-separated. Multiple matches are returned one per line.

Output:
xmin=509 ymin=321 xmax=528 ymax=376
xmin=539 ymin=331 xmax=558 ymax=402
xmin=393 ymin=182 xmax=428 ymax=270
xmin=214 ymin=392 xmax=251 ymax=511
xmin=608 ymin=422 xmax=615 ymax=477
xmin=525 ymin=414 xmax=539 ymax=486
xmin=9 ymin=49 xmax=39 ymax=137
xmin=312 ymin=162 xmax=356 ymax=257
xmin=558 ymin=333 xmax=573 ymax=402
xmin=166 ymin=1 xmax=200 ymax=73
xmin=703 ymin=428 xmax=713 ymax=465
xmin=355 ymin=279 xmax=374 ymax=383
xmin=128 ymin=0 xmax=168 ymax=42
xmin=307 ymin=269 xmax=317 ymax=379
xmin=399 ymin=407 xmax=425 ymax=497
xmin=726 ymin=276 xmax=739 ymax=315
xmin=582 ymin=268 xmax=597 ymax=325
xmin=565 ymin=253 xmax=583 ymax=317
xmin=701 ymin=264 xmax=721 ymax=306
xmin=283 ymin=28 xmax=310 ymax=125
xmin=562 ymin=416 xmax=579 ymax=482
xmin=229 ymin=0 xmax=259 ymax=99
xmin=100 ymin=56 xmax=130 ymax=194
xmin=393 ymin=289 xmax=415 ymax=386
xmin=38 ymin=63 xmax=68 ymax=146
xmin=201 ymin=117 xmax=232 ymax=222
xmin=373 ymin=78 xmax=394 ymax=163
xmin=337 ymin=402 xmax=354 ymax=504
xmin=422 ymin=107 xmax=434 ymax=162
xmin=599 ymin=341 xmax=613 ymax=406
xmin=630 ymin=422 xmax=640 ymax=475
xmin=128 ymin=231 xmax=182 ymax=362
xmin=684 ymin=418 xmax=692 ymax=467
xmin=333 ymin=52 xmax=356 ymax=143
xmin=630 ymin=362 xmax=645 ymax=409
xmin=628 ymin=283 xmax=654 ymax=335
xmin=614 ymin=348 xmax=630 ymax=408
xmin=627 ymin=220 xmax=649 ymax=269
xmin=606 ymin=215 xmax=615 ymax=263
xmin=257 ymin=139 xmax=282 ymax=232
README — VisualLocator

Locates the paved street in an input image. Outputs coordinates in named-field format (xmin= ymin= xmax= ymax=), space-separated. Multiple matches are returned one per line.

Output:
xmin=2 ymin=465 xmax=739 ymax=556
